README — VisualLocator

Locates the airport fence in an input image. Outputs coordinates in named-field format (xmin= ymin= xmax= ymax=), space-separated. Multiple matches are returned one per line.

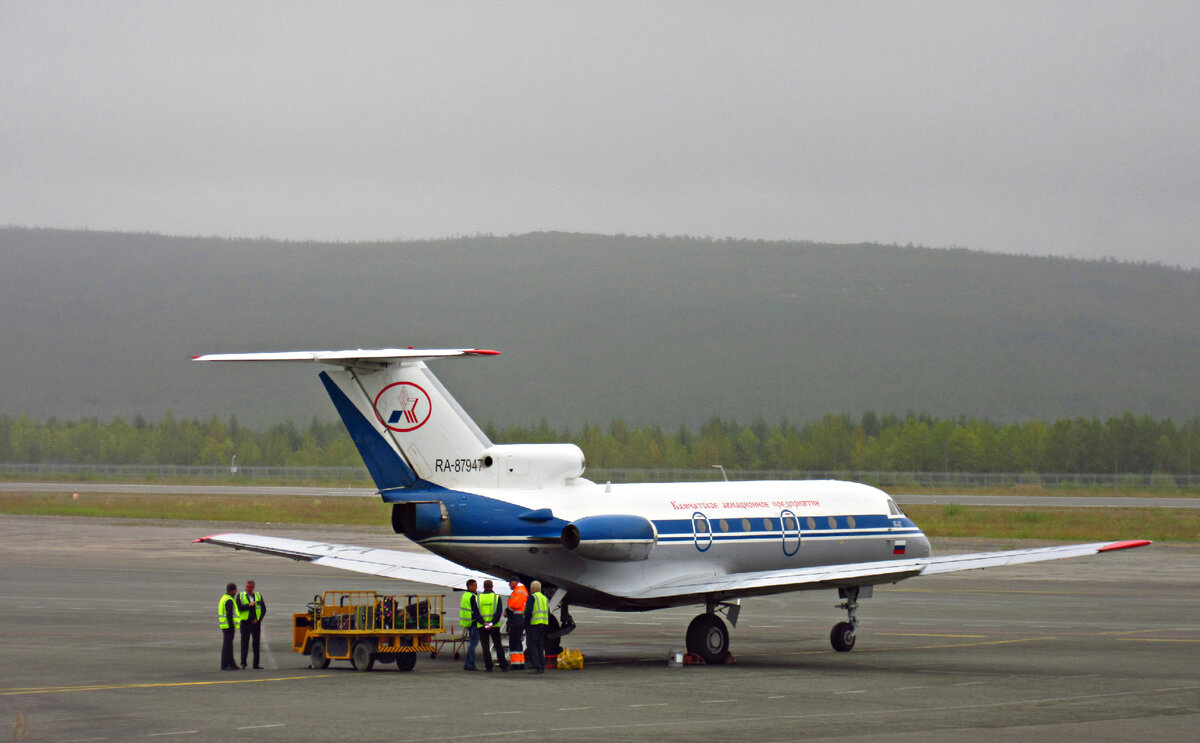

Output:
xmin=0 ymin=463 xmax=1197 ymax=489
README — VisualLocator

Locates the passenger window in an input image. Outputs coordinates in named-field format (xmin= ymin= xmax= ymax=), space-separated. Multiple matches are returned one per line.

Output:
xmin=719 ymin=519 xmax=729 ymax=532
xmin=784 ymin=516 xmax=796 ymax=530
xmin=741 ymin=518 xmax=751 ymax=532
xmin=828 ymin=516 xmax=837 ymax=529
xmin=847 ymin=515 xmax=856 ymax=528
xmin=806 ymin=517 xmax=817 ymax=530
xmin=763 ymin=518 xmax=772 ymax=531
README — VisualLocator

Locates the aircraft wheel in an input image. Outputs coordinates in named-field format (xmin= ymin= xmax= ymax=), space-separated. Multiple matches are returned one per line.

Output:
xmin=685 ymin=614 xmax=729 ymax=665
xmin=830 ymin=621 xmax=856 ymax=652
xmin=309 ymin=640 xmax=330 ymax=669
xmin=351 ymin=641 xmax=376 ymax=671
xmin=396 ymin=652 xmax=417 ymax=672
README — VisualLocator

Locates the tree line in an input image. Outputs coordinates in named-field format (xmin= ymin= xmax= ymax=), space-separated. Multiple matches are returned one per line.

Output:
xmin=1 ymin=411 xmax=1197 ymax=475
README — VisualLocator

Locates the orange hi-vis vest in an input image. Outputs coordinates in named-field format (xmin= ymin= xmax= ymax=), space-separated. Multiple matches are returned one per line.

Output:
xmin=507 ymin=584 xmax=528 ymax=613
xmin=506 ymin=583 xmax=529 ymax=665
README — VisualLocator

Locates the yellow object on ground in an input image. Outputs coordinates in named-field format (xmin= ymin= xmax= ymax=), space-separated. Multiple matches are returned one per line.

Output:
xmin=556 ymin=648 xmax=584 ymax=670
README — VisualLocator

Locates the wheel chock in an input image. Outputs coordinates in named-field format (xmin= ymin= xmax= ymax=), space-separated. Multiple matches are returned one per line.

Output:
xmin=683 ymin=652 xmax=735 ymax=665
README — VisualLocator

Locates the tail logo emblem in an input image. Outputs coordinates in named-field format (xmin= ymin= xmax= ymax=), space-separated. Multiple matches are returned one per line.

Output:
xmin=373 ymin=382 xmax=432 ymax=432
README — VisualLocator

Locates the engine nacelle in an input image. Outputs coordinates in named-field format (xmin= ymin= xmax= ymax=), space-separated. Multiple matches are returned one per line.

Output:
xmin=561 ymin=514 xmax=657 ymax=562
xmin=391 ymin=501 xmax=447 ymax=536
xmin=482 ymin=443 xmax=586 ymax=488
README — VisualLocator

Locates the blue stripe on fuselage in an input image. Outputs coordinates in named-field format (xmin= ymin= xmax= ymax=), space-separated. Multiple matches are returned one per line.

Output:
xmin=398 ymin=487 xmax=922 ymax=546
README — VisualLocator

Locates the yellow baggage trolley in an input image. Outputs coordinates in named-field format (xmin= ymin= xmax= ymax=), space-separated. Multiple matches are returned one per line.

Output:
xmin=293 ymin=590 xmax=446 ymax=672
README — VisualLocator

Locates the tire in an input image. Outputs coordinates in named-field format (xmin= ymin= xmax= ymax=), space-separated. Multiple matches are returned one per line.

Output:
xmin=685 ymin=614 xmax=729 ymax=665
xmin=396 ymin=652 xmax=417 ymax=672
xmin=546 ymin=614 xmax=563 ymax=655
xmin=830 ymin=621 xmax=856 ymax=652
xmin=351 ymin=640 xmax=376 ymax=671
xmin=309 ymin=639 xmax=330 ymax=669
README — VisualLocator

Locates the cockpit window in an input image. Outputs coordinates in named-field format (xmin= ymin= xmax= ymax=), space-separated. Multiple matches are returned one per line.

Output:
xmin=887 ymin=499 xmax=905 ymax=517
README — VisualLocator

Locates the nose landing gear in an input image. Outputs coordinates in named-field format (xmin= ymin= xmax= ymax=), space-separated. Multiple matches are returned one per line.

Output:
xmin=830 ymin=585 xmax=870 ymax=652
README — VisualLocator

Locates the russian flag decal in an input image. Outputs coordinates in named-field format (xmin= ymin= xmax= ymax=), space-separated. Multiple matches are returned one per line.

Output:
xmin=893 ymin=540 xmax=907 ymax=555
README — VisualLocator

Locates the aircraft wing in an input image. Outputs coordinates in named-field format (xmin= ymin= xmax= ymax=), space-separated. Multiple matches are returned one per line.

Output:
xmin=195 ymin=533 xmax=506 ymax=593
xmin=622 ymin=540 xmax=1151 ymax=602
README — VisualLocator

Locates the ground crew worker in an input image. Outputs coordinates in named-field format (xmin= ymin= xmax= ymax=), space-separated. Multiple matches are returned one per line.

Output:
xmin=524 ymin=580 xmax=549 ymax=674
xmin=218 ymin=582 xmax=240 ymax=670
xmin=505 ymin=577 xmax=528 ymax=669
xmin=460 ymin=579 xmax=481 ymax=671
xmin=478 ymin=580 xmax=509 ymax=672
xmin=236 ymin=579 xmax=266 ymax=669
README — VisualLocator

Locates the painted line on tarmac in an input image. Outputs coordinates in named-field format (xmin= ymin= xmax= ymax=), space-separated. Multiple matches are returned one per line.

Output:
xmin=0 ymin=674 xmax=330 ymax=696
xmin=740 ymin=634 xmax=1059 ymax=658
xmin=542 ymin=684 xmax=1200 ymax=737
xmin=236 ymin=724 xmax=285 ymax=730
xmin=901 ymin=635 xmax=1059 ymax=650
xmin=875 ymin=632 xmax=988 ymax=638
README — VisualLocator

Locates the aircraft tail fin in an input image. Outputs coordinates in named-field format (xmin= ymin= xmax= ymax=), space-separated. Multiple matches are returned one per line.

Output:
xmin=193 ymin=349 xmax=498 ymax=494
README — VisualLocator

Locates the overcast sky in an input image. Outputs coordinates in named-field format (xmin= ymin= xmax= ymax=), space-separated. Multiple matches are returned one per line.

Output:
xmin=2 ymin=1 xmax=1197 ymax=267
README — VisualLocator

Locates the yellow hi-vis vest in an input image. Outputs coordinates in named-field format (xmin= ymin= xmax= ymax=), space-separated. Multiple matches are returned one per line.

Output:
xmin=459 ymin=592 xmax=476 ymax=628
xmin=530 ymin=592 xmax=549 ymax=626
xmin=237 ymin=591 xmax=263 ymax=622
xmin=478 ymin=592 xmax=499 ymax=624
xmin=218 ymin=593 xmax=239 ymax=629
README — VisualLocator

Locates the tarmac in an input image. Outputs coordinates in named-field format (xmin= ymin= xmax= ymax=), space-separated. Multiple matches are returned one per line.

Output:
xmin=1 ymin=515 xmax=1197 ymax=742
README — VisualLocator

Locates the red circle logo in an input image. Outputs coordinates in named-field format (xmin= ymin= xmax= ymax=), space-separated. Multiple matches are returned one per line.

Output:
xmin=373 ymin=382 xmax=432 ymax=432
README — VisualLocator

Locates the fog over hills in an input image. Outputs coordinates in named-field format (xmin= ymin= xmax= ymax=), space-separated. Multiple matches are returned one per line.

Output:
xmin=2 ymin=227 xmax=1196 ymax=428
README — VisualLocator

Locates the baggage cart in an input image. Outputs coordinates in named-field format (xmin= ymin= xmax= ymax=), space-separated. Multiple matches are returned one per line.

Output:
xmin=292 ymin=590 xmax=446 ymax=672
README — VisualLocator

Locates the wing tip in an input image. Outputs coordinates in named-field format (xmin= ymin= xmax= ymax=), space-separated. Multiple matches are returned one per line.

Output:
xmin=1098 ymin=539 xmax=1152 ymax=552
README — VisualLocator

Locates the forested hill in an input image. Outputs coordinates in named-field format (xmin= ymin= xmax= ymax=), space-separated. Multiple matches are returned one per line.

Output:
xmin=1 ymin=227 xmax=1196 ymax=428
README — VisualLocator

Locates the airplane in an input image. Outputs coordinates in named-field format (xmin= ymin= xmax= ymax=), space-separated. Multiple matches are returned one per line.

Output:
xmin=193 ymin=348 xmax=1150 ymax=663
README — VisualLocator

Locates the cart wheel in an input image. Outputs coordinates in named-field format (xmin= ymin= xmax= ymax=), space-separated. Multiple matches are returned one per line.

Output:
xmin=453 ymin=651 xmax=460 ymax=660
xmin=430 ymin=652 xmax=437 ymax=659
xmin=351 ymin=641 xmax=375 ymax=672
xmin=396 ymin=652 xmax=417 ymax=672
xmin=310 ymin=640 xmax=330 ymax=670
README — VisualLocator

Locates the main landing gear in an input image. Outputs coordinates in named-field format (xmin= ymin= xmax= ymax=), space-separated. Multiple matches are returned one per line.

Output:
xmin=545 ymin=588 xmax=576 ymax=656
xmin=830 ymin=585 xmax=871 ymax=652
xmin=684 ymin=599 xmax=740 ymax=664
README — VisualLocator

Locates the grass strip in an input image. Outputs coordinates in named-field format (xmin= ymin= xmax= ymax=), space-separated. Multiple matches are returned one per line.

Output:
xmin=0 ymin=492 xmax=387 ymax=525
xmin=903 ymin=504 xmax=1198 ymax=542
xmin=1 ymin=492 xmax=1196 ymax=543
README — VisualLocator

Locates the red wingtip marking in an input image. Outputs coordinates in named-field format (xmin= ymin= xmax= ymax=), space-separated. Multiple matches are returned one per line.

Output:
xmin=1098 ymin=540 xmax=1152 ymax=552
xmin=193 ymin=535 xmax=218 ymax=543
xmin=466 ymin=349 xmax=501 ymax=356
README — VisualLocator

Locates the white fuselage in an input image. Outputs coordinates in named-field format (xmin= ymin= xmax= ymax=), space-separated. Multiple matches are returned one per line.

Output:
xmin=407 ymin=479 xmax=929 ymax=610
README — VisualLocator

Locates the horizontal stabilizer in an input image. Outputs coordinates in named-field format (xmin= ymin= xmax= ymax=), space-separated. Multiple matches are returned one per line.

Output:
xmin=192 ymin=348 xmax=499 ymax=366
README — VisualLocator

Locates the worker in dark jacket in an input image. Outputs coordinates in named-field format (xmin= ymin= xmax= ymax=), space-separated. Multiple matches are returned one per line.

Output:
xmin=523 ymin=580 xmax=549 ymax=674
xmin=478 ymin=580 xmax=509 ymax=672
xmin=460 ymin=579 xmax=481 ymax=670
xmin=218 ymin=582 xmax=239 ymax=670
xmin=236 ymin=580 xmax=266 ymax=669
